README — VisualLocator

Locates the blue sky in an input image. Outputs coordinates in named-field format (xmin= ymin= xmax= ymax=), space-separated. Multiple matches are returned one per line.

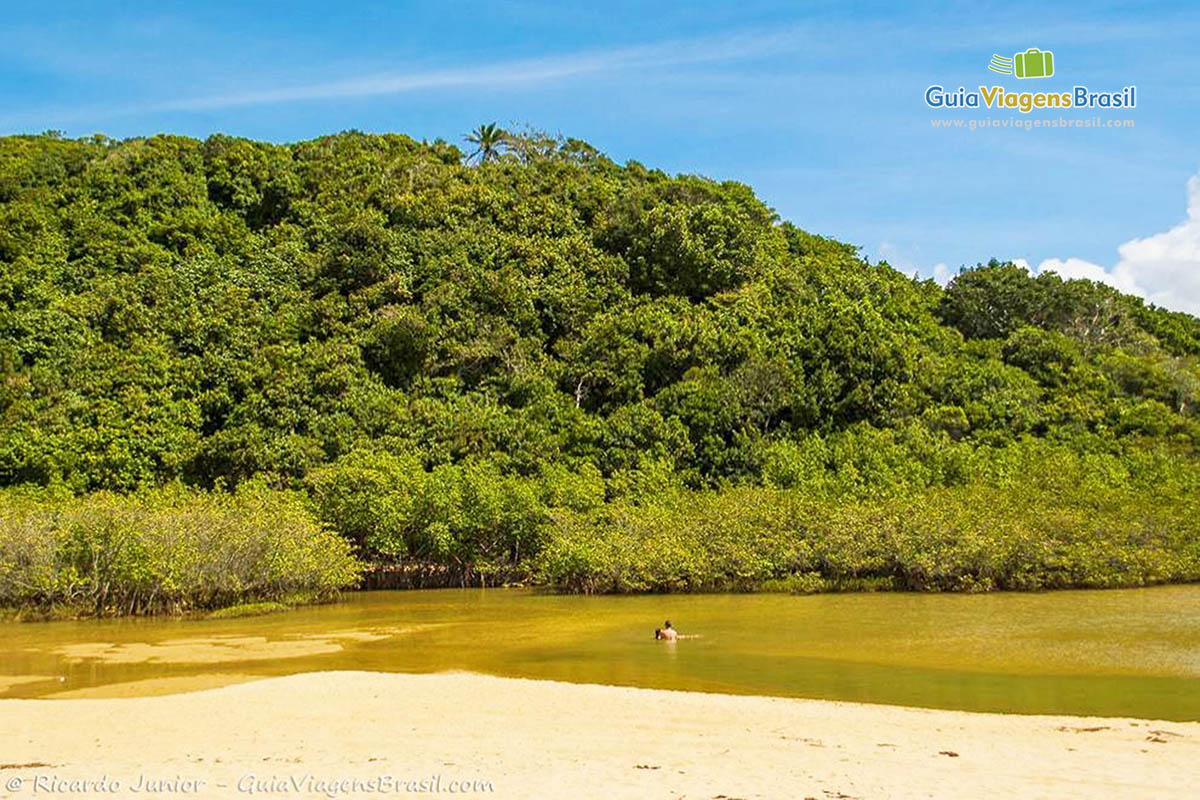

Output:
xmin=3 ymin=1 xmax=1199 ymax=311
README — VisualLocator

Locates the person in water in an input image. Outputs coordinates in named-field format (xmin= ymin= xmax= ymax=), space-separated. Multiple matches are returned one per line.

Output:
xmin=654 ymin=620 xmax=679 ymax=640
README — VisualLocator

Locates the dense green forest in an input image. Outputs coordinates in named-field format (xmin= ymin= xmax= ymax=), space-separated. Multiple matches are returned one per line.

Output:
xmin=2 ymin=129 xmax=1199 ymax=611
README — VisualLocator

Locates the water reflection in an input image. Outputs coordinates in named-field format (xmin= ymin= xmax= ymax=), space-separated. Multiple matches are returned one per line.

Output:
xmin=1 ymin=586 xmax=1198 ymax=719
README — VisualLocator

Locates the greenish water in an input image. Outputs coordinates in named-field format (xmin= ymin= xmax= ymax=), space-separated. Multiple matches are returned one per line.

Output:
xmin=2 ymin=586 xmax=1199 ymax=719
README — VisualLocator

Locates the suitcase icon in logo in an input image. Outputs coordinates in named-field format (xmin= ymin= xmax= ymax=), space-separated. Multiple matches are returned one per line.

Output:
xmin=1014 ymin=48 xmax=1054 ymax=79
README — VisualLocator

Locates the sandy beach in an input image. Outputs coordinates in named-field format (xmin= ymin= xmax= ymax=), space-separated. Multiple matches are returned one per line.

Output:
xmin=0 ymin=671 xmax=1196 ymax=799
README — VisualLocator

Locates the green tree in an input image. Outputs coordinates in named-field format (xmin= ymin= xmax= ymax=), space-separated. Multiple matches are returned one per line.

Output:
xmin=463 ymin=123 xmax=507 ymax=164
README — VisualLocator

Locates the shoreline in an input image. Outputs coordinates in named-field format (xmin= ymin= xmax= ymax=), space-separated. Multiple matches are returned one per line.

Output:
xmin=5 ymin=578 xmax=1198 ymax=623
xmin=1 ymin=671 xmax=1196 ymax=799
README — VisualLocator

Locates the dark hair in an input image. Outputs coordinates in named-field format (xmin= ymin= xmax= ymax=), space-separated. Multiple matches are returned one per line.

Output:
xmin=664 ymin=620 xmax=672 ymax=628
xmin=654 ymin=628 xmax=661 ymax=639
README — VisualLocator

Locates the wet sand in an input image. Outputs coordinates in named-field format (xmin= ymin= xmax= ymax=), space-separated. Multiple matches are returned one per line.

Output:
xmin=0 ymin=671 xmax=1196 ymax=799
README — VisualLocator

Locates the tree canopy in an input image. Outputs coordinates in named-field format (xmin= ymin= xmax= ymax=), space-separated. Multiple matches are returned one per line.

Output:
xmin=1 ymin=129 xmax=1198 ymax=577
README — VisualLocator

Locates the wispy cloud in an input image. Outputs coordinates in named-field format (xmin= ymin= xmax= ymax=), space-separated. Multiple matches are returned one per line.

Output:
xmin=155 ymin=27 xmax=808 ymax=112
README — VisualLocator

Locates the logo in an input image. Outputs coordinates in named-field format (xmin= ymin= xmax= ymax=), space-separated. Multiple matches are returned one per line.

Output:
xmin=924 ymin=45 xmax=1135 ymax=114
xmin=989 ymin=48 xmax=1055 ymax=79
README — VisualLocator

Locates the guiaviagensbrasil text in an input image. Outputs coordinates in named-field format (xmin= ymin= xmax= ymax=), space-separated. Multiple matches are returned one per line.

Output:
xmin=925 ymin=85 xmax=1136 ymax=114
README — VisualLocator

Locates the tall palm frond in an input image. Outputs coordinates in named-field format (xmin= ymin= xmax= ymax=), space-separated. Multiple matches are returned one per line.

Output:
xmin=464 ymin=123 xmax=507 ymax=164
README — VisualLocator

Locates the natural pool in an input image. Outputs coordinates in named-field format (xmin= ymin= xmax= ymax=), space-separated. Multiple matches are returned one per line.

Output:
xmin=2 ymin=586 xmax=1198 ymax=719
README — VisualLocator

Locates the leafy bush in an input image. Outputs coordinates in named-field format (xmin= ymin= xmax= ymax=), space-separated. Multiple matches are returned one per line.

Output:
xmin=308 ymin=450 xmax=549 ymax=576
xmin=534 ymin=481 xmax=1200 ymax=594
xmin=0 ymin=484 xmax=360 ymax=614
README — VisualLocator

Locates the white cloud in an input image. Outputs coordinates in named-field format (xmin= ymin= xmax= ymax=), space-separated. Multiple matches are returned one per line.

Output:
xmin=1030 ymin=172 xmax=1200 ymax=316
xmin=1035 ymin=256 xmax=1143 ymax=295
xmin=157 ymin=28 xmax=809 ymax=112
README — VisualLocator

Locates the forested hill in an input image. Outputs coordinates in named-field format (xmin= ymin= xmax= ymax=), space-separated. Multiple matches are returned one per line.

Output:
xmin=2 ymin=130 xmax=1200 ymax=589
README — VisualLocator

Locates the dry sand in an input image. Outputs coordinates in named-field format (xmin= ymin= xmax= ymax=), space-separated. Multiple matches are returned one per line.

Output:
xmin=0 ymin=671 xmax=1196 ymax=799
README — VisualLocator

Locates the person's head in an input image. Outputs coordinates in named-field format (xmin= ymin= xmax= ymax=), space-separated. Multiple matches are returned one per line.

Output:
xmin=664 ymin=620 xmax=673 ymax=629
xmin=654 ymin=628 xmax=662 ymax=639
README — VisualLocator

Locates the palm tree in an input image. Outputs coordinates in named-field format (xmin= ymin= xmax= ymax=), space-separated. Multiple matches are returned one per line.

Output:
xmin=464 ymin=123 xmax=506 ymax=164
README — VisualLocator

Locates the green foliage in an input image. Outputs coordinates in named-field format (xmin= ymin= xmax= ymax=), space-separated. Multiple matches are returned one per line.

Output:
xmin=308 ymin=449 xmax=549 ymax=575
xmin=1 ymin=131 xmax=1198 ymax=596
xmin=206 ymin=600 xmax=292 ymax=619
xmin=534 ymin=477 xmax=1200 ymax=594
xmin=1002 ymin=327 xmax=1082 ymax=387
xmin=463 ymin=123 xmax=508 ymax=165
xmin=0 ymin=484 xmax=360 ymax=614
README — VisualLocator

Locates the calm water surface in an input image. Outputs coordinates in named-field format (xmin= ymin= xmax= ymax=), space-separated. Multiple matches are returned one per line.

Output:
xmin=2 ymin=586 xmax=1198 ymax=719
